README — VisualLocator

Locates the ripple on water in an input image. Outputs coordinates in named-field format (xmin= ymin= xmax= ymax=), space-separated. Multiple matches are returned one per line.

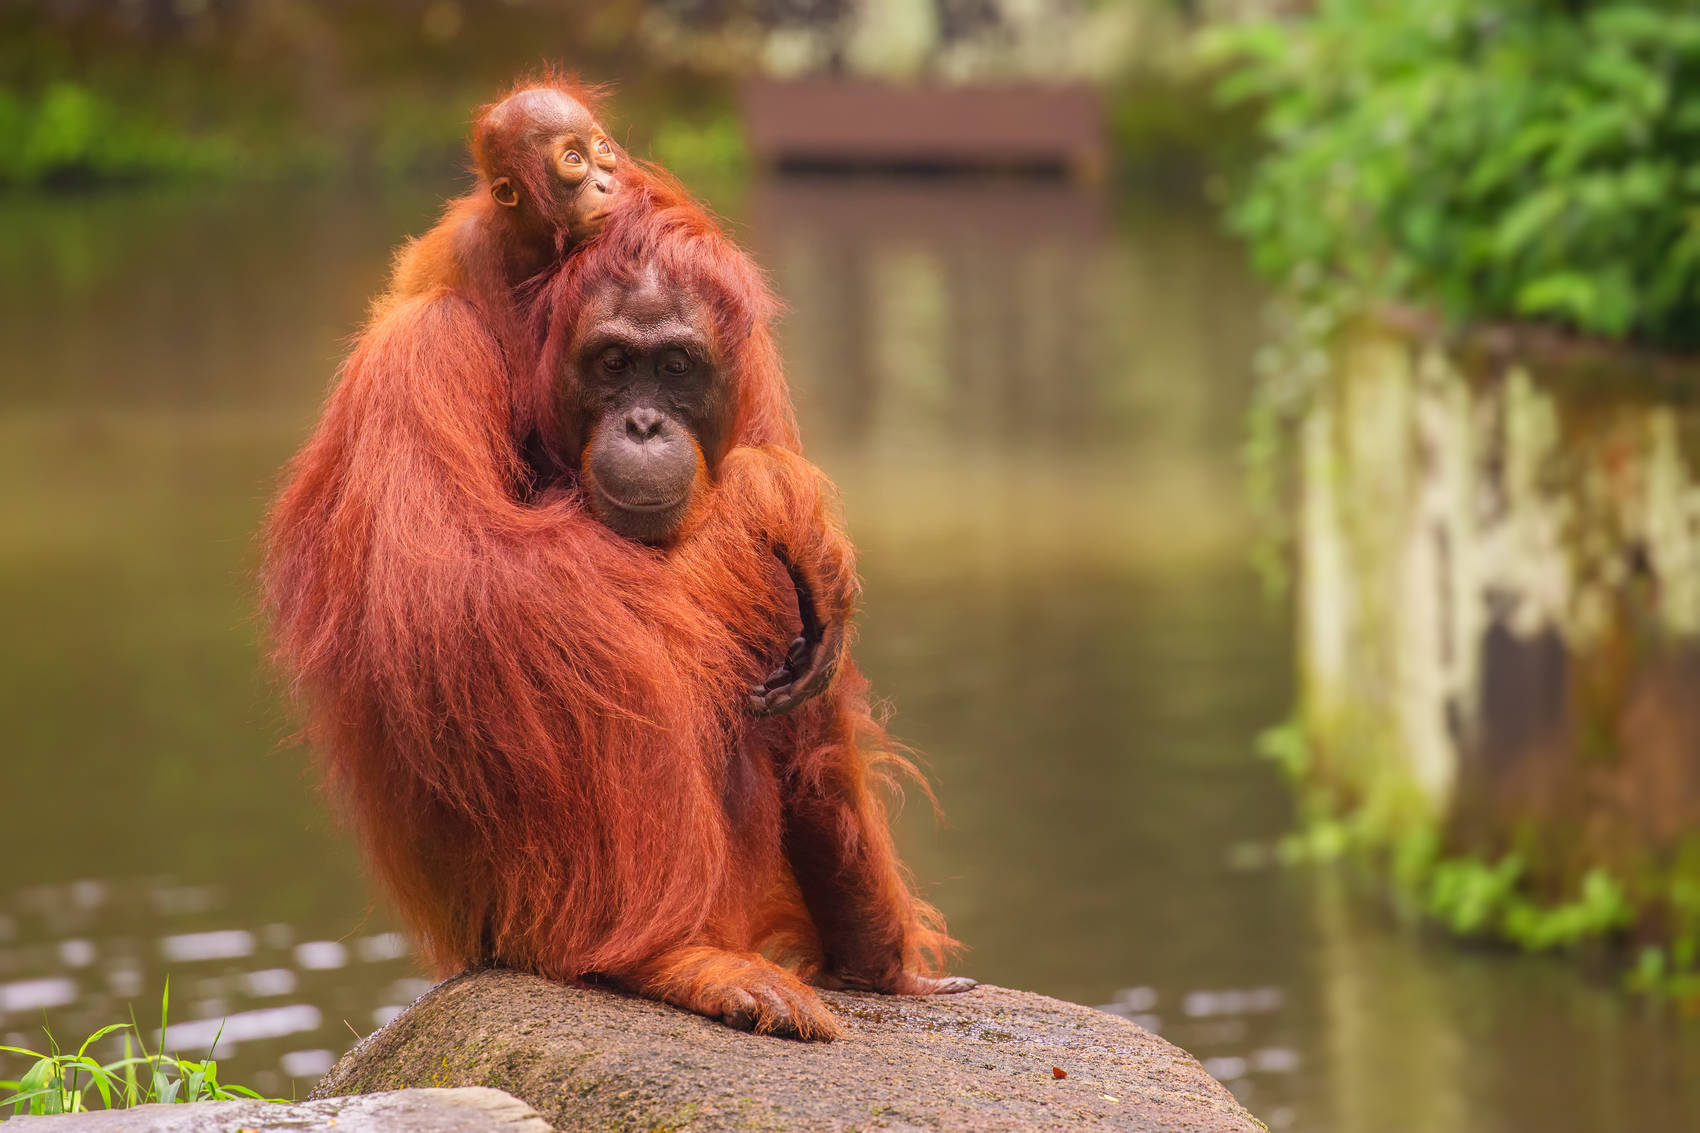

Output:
xmin=0 ymin=877 xmax=414 ymax=1090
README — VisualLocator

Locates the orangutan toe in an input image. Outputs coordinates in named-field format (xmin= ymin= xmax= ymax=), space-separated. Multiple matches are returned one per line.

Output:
xmin=715 ymin=985 xmax=763 ymax=1031
xmin=745 ymin=969 xmax=840 ymax=1040
xmin=828 ymin=969 xmax=978 ymax=996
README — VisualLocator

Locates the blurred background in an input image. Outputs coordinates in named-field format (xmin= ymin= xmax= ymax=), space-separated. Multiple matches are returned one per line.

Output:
xmin=5 ymin=2 xmax=1700 ymax=1130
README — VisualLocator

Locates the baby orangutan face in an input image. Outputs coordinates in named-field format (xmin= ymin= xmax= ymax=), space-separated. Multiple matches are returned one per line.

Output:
xmin=477 ymin=88 xmax=621 ymax=246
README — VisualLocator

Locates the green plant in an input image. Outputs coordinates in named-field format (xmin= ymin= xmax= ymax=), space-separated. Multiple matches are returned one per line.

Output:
xmin=1206 ymin=1 xmax=1700 ymax=348
xmin=0 ymin=980 xmax=279 ymax=1116
xmin=1257 ymin=720 xmax=1646 ymax=968
xmin=1254 ymin=718 xmax=1310 ymax=779
xmin=1504 ymin=868 xmax=1635 ymax=949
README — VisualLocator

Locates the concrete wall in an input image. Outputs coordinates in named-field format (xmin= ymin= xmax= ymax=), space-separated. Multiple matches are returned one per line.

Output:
xmin=1298 ymin=322 xmax=1700 ymax=896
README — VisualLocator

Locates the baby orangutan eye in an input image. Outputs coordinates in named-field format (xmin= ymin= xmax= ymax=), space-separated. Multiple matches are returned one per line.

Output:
xmin=563 ymin=150 xmax=584 ymax=167
xmin=595 ymin=138 xmax=612 ymax=158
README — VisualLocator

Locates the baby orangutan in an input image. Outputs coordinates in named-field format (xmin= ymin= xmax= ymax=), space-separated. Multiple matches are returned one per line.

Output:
xmin=382 ymin=78 xmax=628 ymax=378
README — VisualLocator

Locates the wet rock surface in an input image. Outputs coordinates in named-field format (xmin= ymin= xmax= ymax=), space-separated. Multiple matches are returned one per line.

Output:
xmin=313 ymin=968 xmax=1264 ymax=1131
xmin=5 ymin=1086 xmax=548 ymax=1131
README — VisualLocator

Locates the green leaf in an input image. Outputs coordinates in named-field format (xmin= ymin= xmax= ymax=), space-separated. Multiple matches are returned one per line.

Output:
xmin=1516 ymin=272 xmax=1599 ymax=320
xmin=1216 ymin=0 xmax=1700 ymax=346
xmin=1494 ymin=188 xmax=1569 ymax=259
xmin=121 ymin=1033 xmax=138 ymax=1107
xmin=4 ymin=1087 xmax=61 ymax=1117
xmin=75 ymin=1024 xmax=130 ymax=1062
xmin=68 ymin=1057 xmax=115 ymax=1109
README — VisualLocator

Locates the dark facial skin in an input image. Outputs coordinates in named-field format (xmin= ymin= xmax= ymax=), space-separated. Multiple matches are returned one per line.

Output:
xmin=569 ymin=270 xmax=729 ymax=545
xmin=563 ymin=271 xmax=840 ymax=715
xmin=477 ymin=89 xmax=620 ymax=251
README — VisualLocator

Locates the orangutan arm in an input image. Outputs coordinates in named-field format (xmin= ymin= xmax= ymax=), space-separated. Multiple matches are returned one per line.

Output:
xmin=676 ymin=444 xmax=858 ymax=715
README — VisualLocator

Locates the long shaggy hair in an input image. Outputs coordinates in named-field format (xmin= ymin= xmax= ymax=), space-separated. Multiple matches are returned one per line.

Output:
xmin=262 ymin=153 xmax=951 ymax=1028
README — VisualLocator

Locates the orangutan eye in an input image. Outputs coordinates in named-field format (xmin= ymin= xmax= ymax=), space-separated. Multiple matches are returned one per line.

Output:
xmin=563 ymin=150 xmax=584 ymax=167
xmin=595 ymin=138 xmax=612 ymax=157
xmin=662 ymin=354 xmax=691 ymax=376
xmin=599 ymin=349 xmax=628 ymax=373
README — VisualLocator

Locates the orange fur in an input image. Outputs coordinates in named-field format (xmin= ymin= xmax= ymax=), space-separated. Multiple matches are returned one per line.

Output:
xmin=262 ymin=84 xmax=958 ymax=1039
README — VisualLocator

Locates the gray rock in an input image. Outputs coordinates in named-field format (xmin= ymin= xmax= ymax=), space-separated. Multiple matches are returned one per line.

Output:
xmin=314 ymin=968 xmax=1265 ymax=1131
xmin=4 ymin=1086 xmax=548 ymax=1131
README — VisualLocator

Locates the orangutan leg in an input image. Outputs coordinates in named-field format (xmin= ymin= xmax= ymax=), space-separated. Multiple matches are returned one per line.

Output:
xmin=776 ymin=693 xmax=975 ymax=998
xmin=784 ymin=770 xmax=975 ymax=996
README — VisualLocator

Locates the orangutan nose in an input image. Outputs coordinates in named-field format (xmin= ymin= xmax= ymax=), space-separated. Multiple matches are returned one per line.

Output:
xmin=625 ymin=407 xmax=665 ymax=442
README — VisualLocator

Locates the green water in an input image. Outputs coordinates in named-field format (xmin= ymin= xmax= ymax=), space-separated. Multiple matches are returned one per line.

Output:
xmin=3 ymin=179 xmax=1698 ymax=1130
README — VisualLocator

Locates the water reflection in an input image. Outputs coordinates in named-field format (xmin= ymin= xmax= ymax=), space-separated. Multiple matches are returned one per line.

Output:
xmin=2 ymin=178 xmax=1699 ymax=1129
xmin=0 ymin=878 xmax=414 ymax=1097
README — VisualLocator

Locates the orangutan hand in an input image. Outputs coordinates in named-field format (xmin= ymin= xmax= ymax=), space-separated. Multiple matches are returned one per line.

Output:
xmin=749 ymin=543 xmax=849 ymax=715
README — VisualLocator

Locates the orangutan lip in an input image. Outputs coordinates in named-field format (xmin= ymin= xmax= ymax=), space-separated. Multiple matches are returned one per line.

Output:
xmin=594 ymin=483 xmax=686 ymax=514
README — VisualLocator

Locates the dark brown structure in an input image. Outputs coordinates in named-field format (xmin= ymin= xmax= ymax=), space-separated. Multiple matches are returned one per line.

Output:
xmin=740 ymin=78 xmax=1106 ymax=179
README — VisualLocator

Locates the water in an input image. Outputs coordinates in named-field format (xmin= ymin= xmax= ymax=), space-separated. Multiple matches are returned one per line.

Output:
xmin=3 ymin=177 xmax=1699 ymax=1130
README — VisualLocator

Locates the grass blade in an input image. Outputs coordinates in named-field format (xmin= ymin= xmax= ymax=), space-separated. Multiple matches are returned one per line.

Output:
xmin=121 ymin=1033 xmax=138 ymax=1106
xmin=75 ymin=1024 xmax=130 ymax=1061
xmin=69 ymin=1056 xmax=119 ymax=1108
xmin=2 ymin=1086 xmax=60 ymax=1115
xmin=203 ymin=1018 xmax=228 ymax=1062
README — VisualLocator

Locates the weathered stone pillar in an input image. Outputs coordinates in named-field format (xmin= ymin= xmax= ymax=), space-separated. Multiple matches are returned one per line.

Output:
xmin=1298 ymin=317 xmax=1700 ymax=933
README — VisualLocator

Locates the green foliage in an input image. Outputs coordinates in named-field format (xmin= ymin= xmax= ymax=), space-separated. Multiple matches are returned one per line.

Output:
xmin=1257 ymin=720 xmax=1643 ymax=963
xmin=0 ymin=980 xmax=279 ymax=1116
xmin=1505 ymin=868 xmax=1635 ymax=949
xmin=1253 ymin=718 xmax=1309 ymax=779
xmin=648 ymin=113 xmax=749 ymax=187
xmin=0 ymin=83 xmax=242 ymax=187
xmin=0 ymin=4 xmax=726 ymax=191
xmin=1427 ymin=854 xmax=1527 ymax=936
xmin=1206 ymin=1 xmax=1700 ymax=348
xmin=1631 ymin=866 xmax=1700 ymax=996
xmin=1418 ymin=852 xmax=1634 ymax=949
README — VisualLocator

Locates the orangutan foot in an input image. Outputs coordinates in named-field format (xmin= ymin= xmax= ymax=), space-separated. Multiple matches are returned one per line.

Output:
xmin=636 ymin=947 xmax=841 ymax=1041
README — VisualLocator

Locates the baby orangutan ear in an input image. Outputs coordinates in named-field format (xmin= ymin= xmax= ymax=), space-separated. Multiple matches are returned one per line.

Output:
xmin=490 ymin=177 xmax=520 ymax=208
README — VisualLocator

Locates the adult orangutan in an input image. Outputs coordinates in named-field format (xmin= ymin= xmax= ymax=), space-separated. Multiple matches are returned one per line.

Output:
xmin=264 ymin=93 xmax=971 ymax=1039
